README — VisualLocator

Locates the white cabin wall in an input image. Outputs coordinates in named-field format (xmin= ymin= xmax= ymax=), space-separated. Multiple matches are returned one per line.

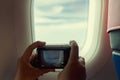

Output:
xmin=0 ymin=0 xmax=17 ymax=80
xmin=0 ymin=0 xmax=32 ymax=79
xmin=14 ymin=0 xmax=33 ymax=57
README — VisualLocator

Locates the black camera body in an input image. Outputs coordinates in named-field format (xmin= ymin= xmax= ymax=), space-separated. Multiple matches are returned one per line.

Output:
xmin=31 ymin=45 xmax=71 ymax=69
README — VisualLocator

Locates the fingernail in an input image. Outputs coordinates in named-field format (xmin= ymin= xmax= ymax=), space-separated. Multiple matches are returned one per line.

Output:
xmin=70 ymin=40 xmax=77 ymax=46
xmin=79 ymin=57 xmax=85 ymax=66
xmin=79 ymin=57 xmax=85 ymax=61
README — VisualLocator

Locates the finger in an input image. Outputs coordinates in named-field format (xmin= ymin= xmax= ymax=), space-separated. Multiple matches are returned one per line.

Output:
xmin=79 ymin=57 xmax=85 ymax=67
xmin=36 ymin=69 xmax=55 ymax=75
xmin=22 ymin=41 xmax=46 ymax=61
xmin=30 ymin=54 xmax=38 ymax=61
xmin=49 ymin=69 xmax=55 ymax=72
xmin=40 ymin=69 xmax=55 ymax=73
xmin=57 ymin=70 xmax=63 ymax=79
xmin=68 ymin=40 xmax=79 ymax=63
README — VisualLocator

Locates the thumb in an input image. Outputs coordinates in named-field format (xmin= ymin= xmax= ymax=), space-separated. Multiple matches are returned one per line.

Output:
xmin=68 ymin=41 xmax=79 ymax=63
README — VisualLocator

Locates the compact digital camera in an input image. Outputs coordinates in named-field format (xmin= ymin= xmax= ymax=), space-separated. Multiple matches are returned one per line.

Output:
xmin=31 ymin=45 xmax=71 ymax=69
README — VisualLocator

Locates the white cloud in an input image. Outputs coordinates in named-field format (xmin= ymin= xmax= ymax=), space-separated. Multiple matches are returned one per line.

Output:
xmin=34 ymin=6 xmax=87 ymax=20
xmin=52 ymin=6 xmax=63 ymax=14
xmin=34 ymin=0 xmax=75 ymax=6
xmin=34 ymin=7 xmax=63 ymax=17
xmin=34 ymin=17 xmax=65 ymax=23
xmin=34 ymin=22 xmax=87 ymax=45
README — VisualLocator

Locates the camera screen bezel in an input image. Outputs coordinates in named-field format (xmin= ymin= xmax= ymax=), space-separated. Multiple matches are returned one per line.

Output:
xmin=37 ymin=45 xmax=71 ymax=69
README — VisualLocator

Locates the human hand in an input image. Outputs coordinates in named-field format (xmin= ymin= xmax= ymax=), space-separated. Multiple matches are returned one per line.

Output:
xmin=15 ymin=41 xmax=54 ymax=80
xmin=58 ymin=41 xmax=86 ymax=80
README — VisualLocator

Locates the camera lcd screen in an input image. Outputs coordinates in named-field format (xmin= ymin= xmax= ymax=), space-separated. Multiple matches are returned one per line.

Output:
xmin=40 ymin=50 xmax=64 ymax=68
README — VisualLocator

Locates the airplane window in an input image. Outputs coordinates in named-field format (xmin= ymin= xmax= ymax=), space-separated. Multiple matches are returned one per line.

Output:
xmin=32 ymin=0 xmax=103 ymax=62
xmin=33 ymin=0 xmax=89 ymax=50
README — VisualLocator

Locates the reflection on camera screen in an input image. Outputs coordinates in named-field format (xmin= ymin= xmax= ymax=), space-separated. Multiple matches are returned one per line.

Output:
xmin=41 ymin=50 xmax=64 ymax=67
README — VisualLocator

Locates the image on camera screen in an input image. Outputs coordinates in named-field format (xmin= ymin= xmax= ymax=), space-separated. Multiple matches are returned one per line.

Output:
xmin=40 ymin=50 xmax=64 ymax=68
